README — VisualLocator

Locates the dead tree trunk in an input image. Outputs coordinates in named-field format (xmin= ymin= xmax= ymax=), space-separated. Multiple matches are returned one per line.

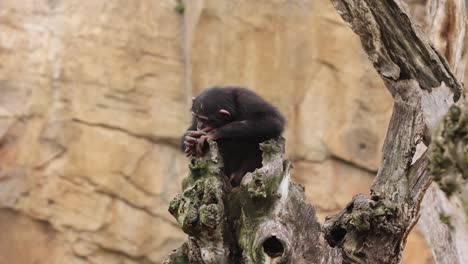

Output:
xmin=403 ymin=1 xmax=468 ymax=263
xmin=163 ymin=139 xmax=341 ymax=263
xmin=325 ymin=0 xmax=466 ymax=263
xmin=163 ymin=0 xmax=466 ymax=263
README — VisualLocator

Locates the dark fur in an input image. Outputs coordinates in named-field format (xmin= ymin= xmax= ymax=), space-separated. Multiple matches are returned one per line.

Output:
xmin=181 ymin=87 xmax=285 ymax=186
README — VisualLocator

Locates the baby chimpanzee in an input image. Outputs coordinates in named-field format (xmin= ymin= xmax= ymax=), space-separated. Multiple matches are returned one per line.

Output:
xmin=181 ymin=87 xmax=285 ymax=186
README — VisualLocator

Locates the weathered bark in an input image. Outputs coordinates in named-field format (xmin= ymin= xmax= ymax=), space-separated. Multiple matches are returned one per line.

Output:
xmin=164 ymin=0 xmax=466 ymax=263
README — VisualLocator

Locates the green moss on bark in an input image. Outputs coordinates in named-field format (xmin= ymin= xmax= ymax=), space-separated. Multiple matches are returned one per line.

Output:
xmin=428 ymin=104 xmax=467 ymax=196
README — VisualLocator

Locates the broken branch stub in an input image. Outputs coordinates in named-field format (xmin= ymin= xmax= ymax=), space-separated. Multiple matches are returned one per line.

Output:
xmin=163 ymin=139 xmax=340 ymax=264
xmin=166 ymin=141 xmax=234 ymax=263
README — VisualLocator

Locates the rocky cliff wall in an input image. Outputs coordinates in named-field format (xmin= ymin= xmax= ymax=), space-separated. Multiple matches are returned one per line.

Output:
xmin=0 ymin=0 xmax=445 ymax=263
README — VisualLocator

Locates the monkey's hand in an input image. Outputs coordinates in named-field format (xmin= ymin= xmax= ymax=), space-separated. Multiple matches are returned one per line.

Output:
xmin=184 ymin=134 xmax=201 ymax=157
xmin=183 ymin=139 xmax=195 ymax=157
xmin=183 ymin=129 xmax=210 ymax=157
xmin=195 ymin=134 xmax=215 ymax=156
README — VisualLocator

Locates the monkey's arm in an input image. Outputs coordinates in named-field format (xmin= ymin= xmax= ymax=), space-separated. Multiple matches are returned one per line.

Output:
xmin=193 ymin=116 xmax=284 ymax=156
xmin=211 ymin=115 xmax=284 ymax=140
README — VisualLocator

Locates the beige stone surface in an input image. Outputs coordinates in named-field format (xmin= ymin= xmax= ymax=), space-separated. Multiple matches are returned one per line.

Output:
xmin=0 ymin=0 xmax=433 ymax=263
xmin=292 ymin=159 xmax=374 ymax=220
xmin=0 ymin=0 xmax=187 ymax=263
xmin=0 ymin=209 xmax=66 ymax=264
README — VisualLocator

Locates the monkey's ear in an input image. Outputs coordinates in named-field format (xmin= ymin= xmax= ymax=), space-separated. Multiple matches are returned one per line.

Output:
xmin=219 ymin=109 xmax=231 ymax=119
xmin=192 ymin=97 xmax=195 ymax=102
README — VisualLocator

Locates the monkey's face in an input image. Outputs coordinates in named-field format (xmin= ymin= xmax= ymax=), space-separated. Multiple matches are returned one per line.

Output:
xmin=192 ymin=111 xmax=212 ymax=131
xmin=191 ymin=89 xmax=234 ymax=131
xmin=191 ymin=110 xmax=231 ymax=131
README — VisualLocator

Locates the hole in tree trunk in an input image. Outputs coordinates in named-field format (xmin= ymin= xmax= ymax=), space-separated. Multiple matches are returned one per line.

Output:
xmin=263 ymin=236 xmax=284 ymax=258
xmin=329 ymin=227 xmax=347 ymax=246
